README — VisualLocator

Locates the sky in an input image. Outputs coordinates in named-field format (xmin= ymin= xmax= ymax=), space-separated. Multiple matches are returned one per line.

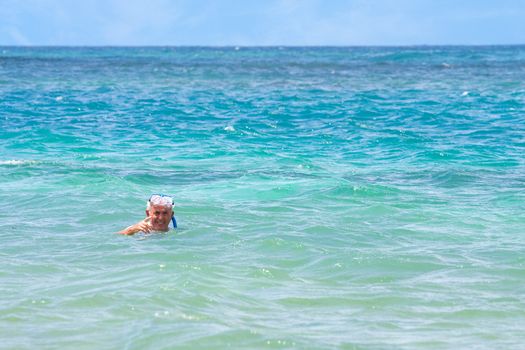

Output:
xmin=1 ymin=0 xmax=524 ymax=46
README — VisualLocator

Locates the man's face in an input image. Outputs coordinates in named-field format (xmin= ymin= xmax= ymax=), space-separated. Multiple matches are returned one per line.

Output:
xmin=146 ymin=204 xmax=173 ymax=231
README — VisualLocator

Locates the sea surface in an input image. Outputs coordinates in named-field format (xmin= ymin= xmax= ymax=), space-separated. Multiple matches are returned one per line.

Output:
xmin=1 ymin=46 xmax=524 ymax=349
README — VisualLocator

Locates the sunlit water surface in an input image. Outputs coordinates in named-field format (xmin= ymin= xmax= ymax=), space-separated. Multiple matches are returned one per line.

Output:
xmin=1 ymin=46 xmax=524 ymax=349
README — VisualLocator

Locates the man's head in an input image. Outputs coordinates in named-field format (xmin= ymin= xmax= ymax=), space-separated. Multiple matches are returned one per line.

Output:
xmin=146 ymin=195 xmax=174 ymax=231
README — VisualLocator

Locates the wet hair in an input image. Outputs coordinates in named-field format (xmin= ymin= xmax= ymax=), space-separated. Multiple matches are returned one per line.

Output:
xmin=146 ymin=195 xmax=174 ymax=210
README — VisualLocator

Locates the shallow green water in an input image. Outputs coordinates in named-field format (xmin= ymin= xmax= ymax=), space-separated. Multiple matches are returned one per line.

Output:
xmin=1 ymin=46 xmax=524 ymax=349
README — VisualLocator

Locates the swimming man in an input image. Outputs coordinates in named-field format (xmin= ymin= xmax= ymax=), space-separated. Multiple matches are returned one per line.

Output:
xmin=118 ymin=194 xmax=177 ymax=235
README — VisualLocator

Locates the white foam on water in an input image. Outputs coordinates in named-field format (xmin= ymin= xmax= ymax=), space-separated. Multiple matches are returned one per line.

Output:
xmin=224 ymin=125 xmax=235 ymax=132
xmin=0 ymin=160 xmax=39 ymax=165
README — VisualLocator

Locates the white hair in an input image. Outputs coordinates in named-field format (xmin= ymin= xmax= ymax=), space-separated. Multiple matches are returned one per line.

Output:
xmin=146 ymin=195 xmax=174 ymax=210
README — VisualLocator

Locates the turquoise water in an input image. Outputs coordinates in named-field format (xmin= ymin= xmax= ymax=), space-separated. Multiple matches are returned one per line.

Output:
xmin=1 ymin=46 xmax=524 ymax=349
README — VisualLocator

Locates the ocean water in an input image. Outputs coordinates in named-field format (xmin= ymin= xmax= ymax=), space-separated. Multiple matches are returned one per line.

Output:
xmin=1 ymin=46 xmax=524 ymax=349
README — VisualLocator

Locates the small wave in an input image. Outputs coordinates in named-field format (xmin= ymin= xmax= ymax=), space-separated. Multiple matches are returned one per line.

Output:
xmin=429 ymin=169 xmax=479 ymax=188
xmin=0 ymin=160 xmax=39 ymax=166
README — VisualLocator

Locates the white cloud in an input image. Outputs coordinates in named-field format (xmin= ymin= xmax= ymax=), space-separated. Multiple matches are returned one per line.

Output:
xmin=5 ymin=26 xmax=32 ymax=45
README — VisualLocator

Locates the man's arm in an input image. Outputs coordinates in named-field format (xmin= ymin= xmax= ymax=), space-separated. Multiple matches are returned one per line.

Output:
xmin=118 ymin=217 xmax=152 ymax=235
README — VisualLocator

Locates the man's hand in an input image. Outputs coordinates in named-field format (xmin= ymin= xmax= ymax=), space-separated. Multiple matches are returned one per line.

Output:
xmin=135 ymin=217 xmax=153 ymax=234
xmin=118 ymin=217 xmax=152 ymax=235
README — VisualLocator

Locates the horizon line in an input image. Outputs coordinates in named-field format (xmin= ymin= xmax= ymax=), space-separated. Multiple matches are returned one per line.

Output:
xmin=1 ymin=44 xmax=525 ymax=48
